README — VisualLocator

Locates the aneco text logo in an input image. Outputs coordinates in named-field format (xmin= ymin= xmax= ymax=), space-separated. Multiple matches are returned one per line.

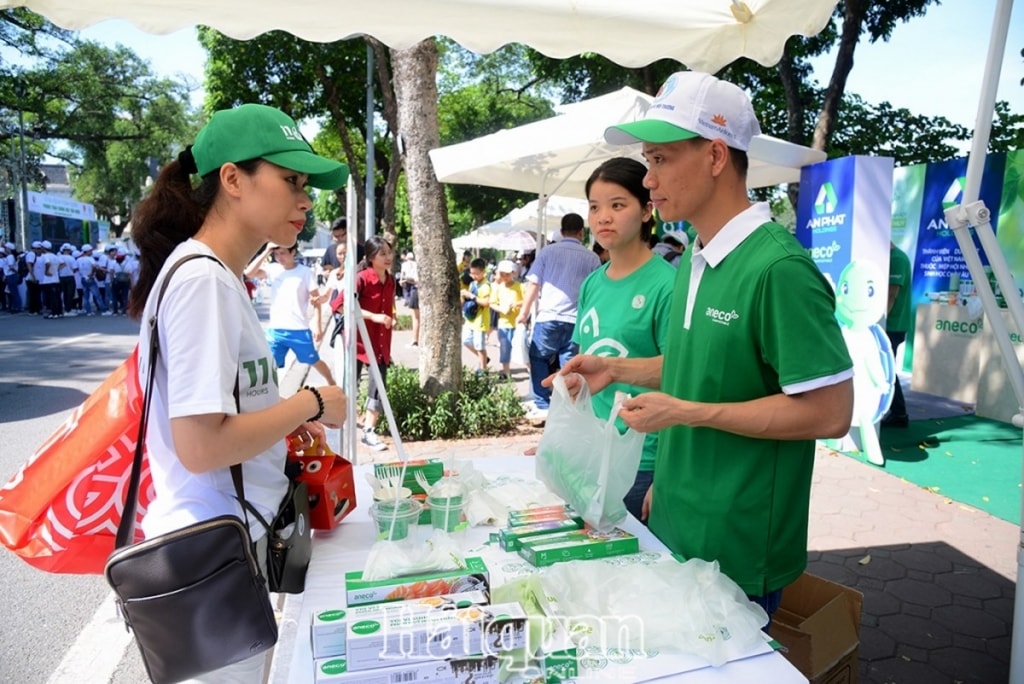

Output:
xmin=705 ymin=307 xmax=740 ymax=326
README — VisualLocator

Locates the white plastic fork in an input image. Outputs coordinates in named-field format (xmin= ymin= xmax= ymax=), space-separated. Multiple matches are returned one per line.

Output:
xmin=377 ymin=464 xmax=403 ymax=490
xmin=413 ymin=469 xmax=433 ymax=496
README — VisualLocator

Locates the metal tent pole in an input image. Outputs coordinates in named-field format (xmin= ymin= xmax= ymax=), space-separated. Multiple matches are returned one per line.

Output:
xmin=942 ymin=1 xmax=1024 ymax=681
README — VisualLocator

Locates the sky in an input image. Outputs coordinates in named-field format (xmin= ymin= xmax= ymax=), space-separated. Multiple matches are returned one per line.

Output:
xmin=74 ymin=1 xmax=1024 ymax=137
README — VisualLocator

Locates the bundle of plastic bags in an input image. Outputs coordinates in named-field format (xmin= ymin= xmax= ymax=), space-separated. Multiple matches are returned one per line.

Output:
xmin=535 ymin=374 xmax=643 ymax=531
xmin=539 ymin=557 xmax=769 ymax=667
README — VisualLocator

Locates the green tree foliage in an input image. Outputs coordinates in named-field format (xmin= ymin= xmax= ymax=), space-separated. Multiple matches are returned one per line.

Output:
xmin=0 ymin=9 xmax=194 ymax=231
xmin=198 ymin=28 xmax=389 ymax=237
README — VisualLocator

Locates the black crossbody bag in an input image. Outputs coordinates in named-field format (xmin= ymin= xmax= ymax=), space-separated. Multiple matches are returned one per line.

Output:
xmin=104 ymin=254 xmax=278 ymax=684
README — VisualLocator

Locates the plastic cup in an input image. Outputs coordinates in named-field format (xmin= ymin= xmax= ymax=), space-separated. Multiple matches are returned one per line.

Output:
xmin=427 ymin=496 xmax=465 ymax=533
xmin=370 ymin=498 xmax=422 ymax=541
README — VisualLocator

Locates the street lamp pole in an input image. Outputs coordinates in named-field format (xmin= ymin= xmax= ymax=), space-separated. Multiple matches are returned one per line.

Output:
xmin=17 ymin=94 xmax=29 ymax=250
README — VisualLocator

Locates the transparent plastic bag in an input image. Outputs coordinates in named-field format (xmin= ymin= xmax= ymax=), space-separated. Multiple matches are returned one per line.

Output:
xmin=540 ymin=557 xmax=769 ymax=667
xmin=535 ymin=374 xmax=644 ymax=531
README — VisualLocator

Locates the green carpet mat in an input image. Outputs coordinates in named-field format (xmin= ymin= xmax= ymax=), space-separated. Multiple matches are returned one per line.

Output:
xmin=841 ymin=415 xmax=1023 ymax=525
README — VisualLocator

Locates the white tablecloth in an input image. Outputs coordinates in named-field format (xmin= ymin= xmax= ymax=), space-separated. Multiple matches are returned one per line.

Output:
xmin=271 ymin=456 xmax=807 ymax=684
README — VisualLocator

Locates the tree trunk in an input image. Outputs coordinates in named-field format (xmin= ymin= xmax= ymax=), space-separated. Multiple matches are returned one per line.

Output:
xmin=390 ymin=39 xmax=462 ymax=396
xmin=370 ymin=38 xmax=403 ymax=235
xmin=777 ymin=43 xmax=805 ymax=211
xmin=811 ymin=0 xmax=867 ymax=151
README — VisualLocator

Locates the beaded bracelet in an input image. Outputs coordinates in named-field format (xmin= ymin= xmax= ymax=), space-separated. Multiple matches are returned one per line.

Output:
xmin=303 ymin=385 xmax=325 ymax=422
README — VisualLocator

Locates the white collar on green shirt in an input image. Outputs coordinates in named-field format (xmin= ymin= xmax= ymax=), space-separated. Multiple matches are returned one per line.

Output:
xmin=692 ymin=202 xmax=772 ymax=269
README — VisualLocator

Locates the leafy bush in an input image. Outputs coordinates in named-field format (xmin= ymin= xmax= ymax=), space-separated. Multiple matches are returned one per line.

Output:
xmin=363 ymin=364 xmax=525 ymax=441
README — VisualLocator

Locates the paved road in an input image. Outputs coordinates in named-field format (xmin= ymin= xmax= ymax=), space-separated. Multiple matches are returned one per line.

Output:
xmin=0 ymin=311 xmax=142 ymax=684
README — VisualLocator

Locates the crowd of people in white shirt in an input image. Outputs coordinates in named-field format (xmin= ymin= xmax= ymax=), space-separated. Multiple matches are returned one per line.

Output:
xmin=0 ymin=239 xmax=140 ymax=318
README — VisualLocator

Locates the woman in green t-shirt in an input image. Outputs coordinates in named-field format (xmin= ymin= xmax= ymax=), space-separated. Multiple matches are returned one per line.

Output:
xmin=574 ymin=158 xmax=677 ymax=523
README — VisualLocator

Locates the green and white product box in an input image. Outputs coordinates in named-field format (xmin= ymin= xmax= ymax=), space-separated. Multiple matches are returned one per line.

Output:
xmin=344 ymin=556 xmax=489 ymax=606
xmin=517 ymin=528 xmax=639 ymax=567
xmin=345 ymin=601 xmax=529 ymax=671
xmin=498 ymin=518 xmax=585 ymax=551
xmin=507 ymin=504 xmax=579 ymax=527
xmin=314 ymin=655 xmax=500 ymax=684
xmin=373 ymin=460 xmax=444 ymax=494
xmin=310 ymin=590 xmax=491 ymax=659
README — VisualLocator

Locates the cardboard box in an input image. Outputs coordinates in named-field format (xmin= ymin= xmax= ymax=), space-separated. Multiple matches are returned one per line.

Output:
xmin=344 ymin=556 xmax=489 ymax=606
xmin=769 ymin=572 xmax=862 ymax=684
xmin=290 ymin=453 xmax=357 ymax=530
xmin=310 ymin=590 xmax=491 ymax=659
xmin=314 ymin=655 xmax=500 ymax=683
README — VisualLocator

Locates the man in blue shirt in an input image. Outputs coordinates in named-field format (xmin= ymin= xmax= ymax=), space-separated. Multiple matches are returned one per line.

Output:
xmin=516 ymin=213 xmax=601 ymax=417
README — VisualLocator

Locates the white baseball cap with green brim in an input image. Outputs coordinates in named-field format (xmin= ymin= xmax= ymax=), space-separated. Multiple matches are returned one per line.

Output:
xmin=605 ymin=71 xmax=761 ymax=152
xmin=193 ymin=104 xmax=349 ymax=190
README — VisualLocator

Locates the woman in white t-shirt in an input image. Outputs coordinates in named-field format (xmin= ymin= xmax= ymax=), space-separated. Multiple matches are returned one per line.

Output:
xmin=126 ymin=104 xmax=349 ymax=684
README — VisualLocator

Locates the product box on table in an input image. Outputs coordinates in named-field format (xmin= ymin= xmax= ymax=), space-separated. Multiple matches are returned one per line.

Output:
xmin=769 ymin=572 xmax=863 ymax=684
xmin=517 ymin=528 xmax=639 ymax=567
xmin=507 ymin=505 xmax=579 ymax=527
xmin=344 ymin=601 xmax=529 ymax=671
xmin=498 ymin=518 xmax=585 ymax=551
xmin=344 ymin=556 xmax=489 ymax=606
xmin=314 ymin=655 xmax=500 ymax=684
xmin=310 ymin=590 xmax=491 ymax=659
xmin=288 ymin=449 xmax=357 ymax=530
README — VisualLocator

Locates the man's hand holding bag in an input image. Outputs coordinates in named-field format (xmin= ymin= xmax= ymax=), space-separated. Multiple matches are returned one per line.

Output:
xmin=535 ymin=373 xmax=645 ymax=531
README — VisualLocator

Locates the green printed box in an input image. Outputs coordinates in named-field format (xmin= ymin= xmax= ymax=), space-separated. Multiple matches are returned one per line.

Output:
xmin=345 ymin=601 xmax=528 ymax=671
xmin=314 ymin=655 xmax=500 ymax=683
xmin=373 ymin=459 xmax=444 ymax=494
xmin=344 ymin=556 xmax=489 ymax=606
xmin=498 ymin=518 xmax=584 ymax=551
xmin=310 ymin=590 xmax=490 ymax=659
xmin=517 ymin=529 xmax=639 ymax=567
xmin=507 ymin=505 xmax=578 ymax=527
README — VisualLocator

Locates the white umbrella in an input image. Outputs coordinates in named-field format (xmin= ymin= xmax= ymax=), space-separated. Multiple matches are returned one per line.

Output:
xmin=430 ymin=87 xmax=826 ymax=201
xmin=431 ymin=87 xmax=652 ymax=199
xmin=490 ymin=230 xmax=537 ymax=253
xmin=4 ymin=1 xmax=839 ymax=73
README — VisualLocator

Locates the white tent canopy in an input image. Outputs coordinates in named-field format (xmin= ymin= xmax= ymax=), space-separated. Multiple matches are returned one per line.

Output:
xmin=431 ymin=87 xmax=652 ymax=199
xmin=430 ymin=87 xmax=827 ymax=200
xmin=0 ymin=1 xmax=838 ymax=73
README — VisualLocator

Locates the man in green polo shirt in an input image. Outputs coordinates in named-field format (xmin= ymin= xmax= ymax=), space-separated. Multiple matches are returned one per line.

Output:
xmin=555 ymin=71 xmax=854 ymax=621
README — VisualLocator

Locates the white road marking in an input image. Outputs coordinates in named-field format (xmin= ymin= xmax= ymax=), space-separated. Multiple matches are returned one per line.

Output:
xmin=37 ymin=332 xmax=102 ymax=352
xmin=46 ymin=592 xmax=133 ymax=684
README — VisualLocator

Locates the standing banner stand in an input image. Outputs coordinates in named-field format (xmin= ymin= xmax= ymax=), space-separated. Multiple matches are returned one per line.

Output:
xmin=796 ymin=155 xmax=895 ymax=465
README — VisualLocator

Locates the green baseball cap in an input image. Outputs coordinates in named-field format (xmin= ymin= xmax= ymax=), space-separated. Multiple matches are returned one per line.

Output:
xmin=193 ymin=104 xmax=349 ymax=190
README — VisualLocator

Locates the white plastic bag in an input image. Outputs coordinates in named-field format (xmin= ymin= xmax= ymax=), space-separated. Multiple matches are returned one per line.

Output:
xmin=361 ymin=530 xmax=465 ymax=581
xmin=535 ymin=374 xmax=644 ymax=531
xmin=539 ymin=557 xmax=769 ymax=667
xmin=511 ymin=323 xmax=530 ymax=367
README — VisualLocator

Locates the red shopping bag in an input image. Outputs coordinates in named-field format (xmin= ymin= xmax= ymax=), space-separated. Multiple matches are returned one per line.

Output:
xmin=0 ymin=348 xmax=150 ymax=574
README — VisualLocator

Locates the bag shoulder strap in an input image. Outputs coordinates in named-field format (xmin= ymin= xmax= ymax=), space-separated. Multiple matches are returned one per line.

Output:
xmin=115 ymin=253 xmax=245 ymax=549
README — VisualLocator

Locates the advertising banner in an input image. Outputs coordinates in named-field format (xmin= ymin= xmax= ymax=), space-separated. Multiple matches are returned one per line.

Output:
xmin=899 ymin=152 xmax=1007 ymax=373
xmin=797 ymin=155 xmax=895 ymax=465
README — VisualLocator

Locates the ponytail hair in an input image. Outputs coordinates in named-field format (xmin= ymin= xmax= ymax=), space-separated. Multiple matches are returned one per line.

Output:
xmin=127 ymin=149 xmax=259 ymax=319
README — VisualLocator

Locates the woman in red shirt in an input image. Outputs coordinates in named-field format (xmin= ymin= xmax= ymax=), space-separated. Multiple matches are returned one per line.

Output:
xmin=333 ymin=235 xmax=396 ymax=451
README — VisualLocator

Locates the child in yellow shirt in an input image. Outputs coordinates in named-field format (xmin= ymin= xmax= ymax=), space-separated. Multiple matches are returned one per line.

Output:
xmin=489 ymin=260 xmax=524 ymax=379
